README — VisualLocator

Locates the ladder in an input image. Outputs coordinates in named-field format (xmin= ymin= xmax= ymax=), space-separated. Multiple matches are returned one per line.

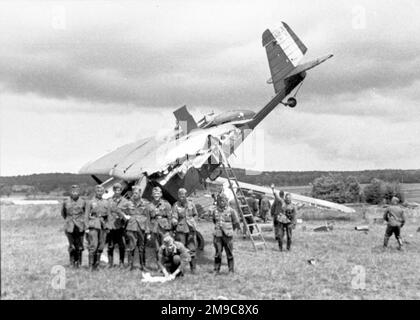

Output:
xmin=209 ymin=136 xmax=267 ymax=251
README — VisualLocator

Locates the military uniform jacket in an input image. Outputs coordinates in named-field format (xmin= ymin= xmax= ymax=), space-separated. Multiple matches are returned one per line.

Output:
xmin=279 ymin=203 xmax=297 ymax=224
xmin=106 ymin=196 xmax=131 ymax=230
xmin=246 ymin=197 xmax=259 ymax=216
xmin=126 ymin=198 xmax=150 ymax=233
xmin=85 ymin=197 xmax=110 ymax=230
xmin=260 ymin=197 xmax=271 ymax=212
xmin=158 ymin=241 xmax=191 ymax=265
xmin=172 ymin=200 xmax=198 ymax=233
xmin=271 ymin=197 xmax=285 ymax=220
xmin=383 ymin=205 xmax=405 ymax=227
xmin=211 ymin=206 xmax=240 ymax=237
xmin=62 ymin=197 xmax=86 ymax=233
xmin=148 ymin=199 xmax=173 ymax=232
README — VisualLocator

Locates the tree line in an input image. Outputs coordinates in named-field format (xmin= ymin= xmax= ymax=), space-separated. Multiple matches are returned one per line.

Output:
xmin=1 ymin=170 xmax=419 ymax=204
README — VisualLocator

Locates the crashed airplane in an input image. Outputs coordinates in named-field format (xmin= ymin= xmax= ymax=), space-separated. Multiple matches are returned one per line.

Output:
xmin=80 ymin=22 xmax=340 ymax=210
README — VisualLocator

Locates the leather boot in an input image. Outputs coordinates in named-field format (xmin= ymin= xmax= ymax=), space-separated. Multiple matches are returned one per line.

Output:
xmin=107 ymin=250 xmax=114 ymax=268
xmin=190 ymin=257 xmax=196 ymax=274
xmin=69 ymin=250 xmax=76 ymax=268
xmin=383 ymin=236 xmax=389 ymax=248
xmin=128 ymin=251 xmax=134 ymax=270
xmin=397 ymin=237 xmax=403 ymax=250
xmin=139 ymin=251 xmax=146 ymax=271
xmin=214 ymin=257 xmax=221 ymax=274
xmin=88 ymin=252 xmax=95 ymax=271
xmin=287 ymin=239 xmax=292 ymax=251
xmin=228 ymin=258 xmax=234 ymax=274
xmin=78 ymin=251 xmax=83 ymax=267
xmin=95 ymin=252 xmax=102 ymax=269
xmin=278 ymin=240 xmax=283 ymax=252
xmin=119 ymin=248 xmax=125 ymax=268
xmin=73 ymin=250 xmax=80 ymax=268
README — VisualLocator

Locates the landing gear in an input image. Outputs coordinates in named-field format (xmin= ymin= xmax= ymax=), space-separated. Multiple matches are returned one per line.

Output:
xmin=283 ymin=97 xmax=297 ymax=108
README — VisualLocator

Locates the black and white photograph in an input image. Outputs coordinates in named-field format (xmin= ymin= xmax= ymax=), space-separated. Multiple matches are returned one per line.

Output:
xmin=1 ymin=0 xmax=419 ymax=302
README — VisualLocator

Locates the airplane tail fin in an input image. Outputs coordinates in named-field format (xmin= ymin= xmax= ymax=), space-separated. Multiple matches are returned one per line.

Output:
xmin=247 ymin=23 xmax=332 ymax=130
xmin=173 ymin=105 xmax=198 ymax=135
xmin=262 ymin=22 xmax=308 ymax=94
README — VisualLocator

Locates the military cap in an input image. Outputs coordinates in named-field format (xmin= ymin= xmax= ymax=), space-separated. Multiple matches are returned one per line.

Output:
xmin=113 ymin=182 xmax=122 ymax=190
xmin=178 ymin=188 xmax=187 ymax=194
xmin=391 ymin=196 xmax=400 ymax=204
xmin=217 ymin=193 xmax=228 ymax=202
xmin=95 ymin=185 xmax=104 ymax=190
xmin=132 ymin=185 xmax=142 ymax=193
xmin=163 ymin=233 xmax=174 ymax=246
xmin=71 ymin=184 xmax=80 ymax=190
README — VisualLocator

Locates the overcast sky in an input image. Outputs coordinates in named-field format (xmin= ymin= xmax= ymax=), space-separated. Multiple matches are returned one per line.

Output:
xmin=1 ymin=0 xmax=420 ymax=176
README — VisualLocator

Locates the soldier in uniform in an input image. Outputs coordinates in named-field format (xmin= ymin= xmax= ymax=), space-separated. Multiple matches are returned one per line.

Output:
xmin=85 ymin=185 xmax=110 ymax=271
xmin=277 ymin=193 xmax=297 ymax=251
xmin=61 ymin=185 xmax=86 ymax=268
xmin=125 ymin=186 xmax=151 ymax=271
xmin=383 ymin=196 xmax=406 ymax=250
xmin=147 ymin=186 xmax=173 ymax=262
xmin=270 ymin=185 xmax=285 ymax=241
xmin=260 ymin=196 xmax=271 ymax=223
xmin=172 ymin=188 xmax=199 ymax=273
xmin=211 ymin=193 xmax=240 ymax=274
xmin=230 ymin=189 xmax=255 ymax=236
xmin=157 ymin=234 xmax=191 ymax=279
xmin=246 ymin=191 xmax=259 ymax=218
xmin=106 ymin=183 xmax=130 ymax=268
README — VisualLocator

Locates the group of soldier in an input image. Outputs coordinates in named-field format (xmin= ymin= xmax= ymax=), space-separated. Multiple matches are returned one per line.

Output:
xmin=61 ymin=182 xmax=407 ymax=279
xmin=228 ymin=186 xmax=297 ymax=252
xmin=61 ymin=183 xmax=246 ymax=277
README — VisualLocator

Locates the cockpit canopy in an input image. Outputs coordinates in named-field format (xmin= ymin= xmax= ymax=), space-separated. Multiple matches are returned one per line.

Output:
xmin=198 ymin=110 xmax=255 ymax=128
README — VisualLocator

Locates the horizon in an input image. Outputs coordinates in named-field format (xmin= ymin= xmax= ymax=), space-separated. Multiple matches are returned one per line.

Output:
xmin=2 ymin=167 xmax=420 ymax=179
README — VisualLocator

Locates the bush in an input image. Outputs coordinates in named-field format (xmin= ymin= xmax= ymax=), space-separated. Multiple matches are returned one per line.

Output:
xmin=363 ymin=179 xmax=405 ymax=204
xmin=311 ymin=174 xmax=361 ymax=204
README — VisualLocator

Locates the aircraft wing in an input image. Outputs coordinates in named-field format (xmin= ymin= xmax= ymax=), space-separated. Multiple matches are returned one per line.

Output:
xmin=79 ymin=123 xmax=248 ymax=181
xmin=213 ymin=178 xmax=356 ymax=214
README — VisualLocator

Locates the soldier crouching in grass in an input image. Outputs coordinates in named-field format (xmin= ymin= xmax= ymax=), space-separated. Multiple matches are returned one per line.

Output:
xmin=172 ymin=188 xmax=199 ymax=274
xmin=125 ymin=186 xmax=151 ymax=271
xmin=383 ymin=196 xmax=406 ymax=250
xmin=85 ymin=185 xmax=110 ymax=271
xmin=61 ymin=185 xmax=86 ymax=268
xmin=157 ymin=234 xmax=191 ymax=280
xmin=211 ymin=193 xmax=240 ymax=274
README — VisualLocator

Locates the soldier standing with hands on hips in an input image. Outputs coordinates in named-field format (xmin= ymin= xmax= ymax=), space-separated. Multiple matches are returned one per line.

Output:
xmin=85 ymin=185 xmax=110 ymax=271
xmin=147 ymin=186 xmax=173 ymax=263
xmin=211 ymin=193 xmax=240 ymax=274
xmin=172 ymin=188 xmax=199 ymax=273
xmin=106 ymin=183 xmax=131 ymax=268
xmin=125 ymin=186 xmax=151 ymax=271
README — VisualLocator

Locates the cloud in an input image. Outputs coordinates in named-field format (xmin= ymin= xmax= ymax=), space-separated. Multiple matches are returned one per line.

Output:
xmin=1 ymin=0 xmax=420 ymax=175
xmin=1 ymin=0 xmax=419 ymax=115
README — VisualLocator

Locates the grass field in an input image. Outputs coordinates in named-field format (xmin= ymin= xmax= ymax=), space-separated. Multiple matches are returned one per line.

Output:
xmin=1 ymin=204 xmax=420 ymax=300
